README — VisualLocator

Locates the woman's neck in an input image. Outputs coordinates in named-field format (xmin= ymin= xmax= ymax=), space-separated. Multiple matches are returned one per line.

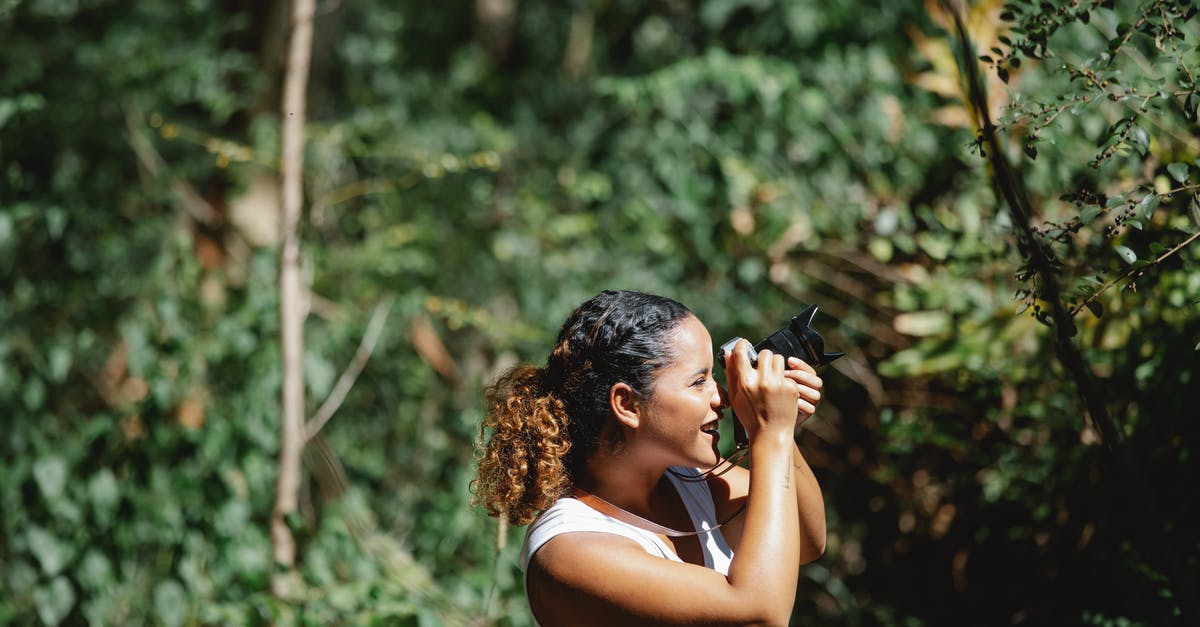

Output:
xmin=578 ymin=451 xmax=671 ymax=519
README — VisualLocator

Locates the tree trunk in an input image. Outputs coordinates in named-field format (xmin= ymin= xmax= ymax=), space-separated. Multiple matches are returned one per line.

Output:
xmin=271 ymin=0 xmax=315 ymax=601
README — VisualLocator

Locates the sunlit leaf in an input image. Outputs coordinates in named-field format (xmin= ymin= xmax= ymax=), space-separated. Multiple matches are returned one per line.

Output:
xmin=33 ymin=576 xmax=75 ymax=627
xmin=26 ymin=526 xmax=73 ymax=577
xmin=1139 ymin=194 xmax=1160 ymax=220
xmin=154 ymin=580 xmax=188 ymax=627
xmin=1168 ymin=162 xmax=1190 ymax=183
xmin=33 ymin=456 xmax=67 ymax=501
xmin=1115 ymin=245 xmax=1138 ymax=264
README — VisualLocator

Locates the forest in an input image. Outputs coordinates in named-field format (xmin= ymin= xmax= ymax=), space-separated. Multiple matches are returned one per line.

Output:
xmin=2 ymin=0 xmax=1198 ymax=625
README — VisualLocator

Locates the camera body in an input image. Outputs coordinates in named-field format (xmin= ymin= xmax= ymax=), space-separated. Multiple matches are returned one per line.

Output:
xmin=718 ymin=304 xmax=843 ymax=369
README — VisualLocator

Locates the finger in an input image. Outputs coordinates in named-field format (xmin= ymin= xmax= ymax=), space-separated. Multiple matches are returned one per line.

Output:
xmin=786 ymin=356 xmax=817 ymax=375
xmin=759 ymin=350 xmax=785 ymax=374
xmin=797 ymin=385 xmax=822 ymax=404
xmin=731 ymin=339 xmax=754 ymax=372
xmin=761 ymin=352 xmax=784 ymax=388
xmin=755 ymin=348 xmax=772 ymax=372
xmin=783 ymin=370 xmax=824 ymax=391
xmin=728 ymin=339 xmax=755 ymax=394
xmin=769 ymin=354 xmax=796 ymax=394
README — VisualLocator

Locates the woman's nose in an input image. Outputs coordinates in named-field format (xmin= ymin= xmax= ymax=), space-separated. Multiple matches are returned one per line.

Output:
xmin=713 ymin=385 xmax=729 ymax=409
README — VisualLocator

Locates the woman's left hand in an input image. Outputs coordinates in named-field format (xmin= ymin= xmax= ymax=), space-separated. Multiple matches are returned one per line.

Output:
xmin=784 ymin=356 xmax=823 ymax=426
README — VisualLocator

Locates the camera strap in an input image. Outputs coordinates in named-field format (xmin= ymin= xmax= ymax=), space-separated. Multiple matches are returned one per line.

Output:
xmin=572 ymin=487 xmax=746 ymax=538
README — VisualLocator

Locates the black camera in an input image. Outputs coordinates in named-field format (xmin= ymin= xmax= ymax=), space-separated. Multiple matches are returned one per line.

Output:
xmin=718 ymin=304 xmax=843 ymax=370
xmin=716 ymin=304 xmax=842 ymax=450
xmin=710 ymin=303 xmax=844 ymax=449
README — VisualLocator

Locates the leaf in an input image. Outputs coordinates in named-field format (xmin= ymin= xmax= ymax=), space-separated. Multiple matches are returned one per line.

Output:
xmin=1167 ymin=162 xmax=1190 ymax=183
xmin=412 ymin=313 xmax=459 ymax=380
xmin=1131 ymin=127 xmax=1149 ymax=156
xmin=77 ymin=551 xmax=113 ymax=591
xmin=27 ymin=526 xmax=73 ymax=576
xmin=1140 ymin=194 xmax=1160 ymax=220
xmin=88 ymin=469 xmax=120 ymax=525
xmin=23 ymin=378 xmax=45 ymax=411
xmin=33 ymin=456 xmax=67 ymax=501
xmin=1115 ymin=245 xmax=1137 ymax=264
xmin=1085 ymin=300 xmax=1104 ymax=318
xmin=33 ymin=576 xmax=75 ymax=627
xmin=892 ymin=311 xmax=951 ymax=337
xmin=155 ymin=579 xmax=189 ymax=627
xmin=0 ymin=93 xmax=46 ymax=130
xmin=916 ymin=232 xmax=954 ymax=261
xmin=1080 ymin=205 xmax=1102 ymax=224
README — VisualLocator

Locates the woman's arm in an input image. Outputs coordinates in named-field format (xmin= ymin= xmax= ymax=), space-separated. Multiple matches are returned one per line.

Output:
xmin=789 ymin=442 xmax=826 ymax=561
xmin=784 ymin=355 xmax=826 ymax=559
xmin=707 ymin=440 xmax=825 ymax=565
xmin=711 ymin=355 xmax=826 ymax=562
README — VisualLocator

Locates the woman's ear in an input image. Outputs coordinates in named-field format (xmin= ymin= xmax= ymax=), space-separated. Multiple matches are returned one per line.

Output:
xmin=609 ymin=382 xmax=641 ymax=430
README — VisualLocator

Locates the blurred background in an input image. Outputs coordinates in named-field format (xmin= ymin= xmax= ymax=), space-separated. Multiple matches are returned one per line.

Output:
xmin=2 ymin=0 xmax=1198 ymax=625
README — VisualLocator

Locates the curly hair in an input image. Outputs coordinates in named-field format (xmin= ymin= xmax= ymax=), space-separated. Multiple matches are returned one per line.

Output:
xmin=473 ymin=290 xmax=691 ymax=525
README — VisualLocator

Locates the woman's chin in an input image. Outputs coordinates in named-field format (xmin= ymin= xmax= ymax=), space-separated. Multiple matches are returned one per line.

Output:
xmin=695 ymin=443 xmax=721 ymax=468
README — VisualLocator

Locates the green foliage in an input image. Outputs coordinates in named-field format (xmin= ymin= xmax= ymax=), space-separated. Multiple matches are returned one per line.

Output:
xmin=3 ymin=0 xmax=1198 ymax=625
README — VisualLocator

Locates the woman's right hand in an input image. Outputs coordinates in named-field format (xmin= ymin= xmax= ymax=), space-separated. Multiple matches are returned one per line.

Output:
xmin=724 ymin=339 xmax=801 ymax=442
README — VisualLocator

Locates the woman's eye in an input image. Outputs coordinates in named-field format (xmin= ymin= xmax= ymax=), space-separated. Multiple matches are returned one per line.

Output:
xmin=692 ymin=377 xmax=707 ymax=387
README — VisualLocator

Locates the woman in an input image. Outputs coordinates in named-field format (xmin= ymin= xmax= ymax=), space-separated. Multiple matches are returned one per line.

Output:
xmin=475 ymin=290 xmax=826 ymax=626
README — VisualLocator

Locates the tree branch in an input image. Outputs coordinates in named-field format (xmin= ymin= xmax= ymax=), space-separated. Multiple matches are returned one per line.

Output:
xmin=1072 ymin=227 xmax=1200 ymax=317
xmin=305 ymin=296 xmax=394 ymax=443
xmin=271 ymin=0 xmax=315 ymax=601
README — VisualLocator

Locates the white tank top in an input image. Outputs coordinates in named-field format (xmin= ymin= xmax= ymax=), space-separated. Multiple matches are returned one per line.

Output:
xmin=520 ymin=467 xmax=735 ymax=575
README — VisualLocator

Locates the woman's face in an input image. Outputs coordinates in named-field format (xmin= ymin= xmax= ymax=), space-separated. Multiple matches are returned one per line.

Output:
xmin=637 ymin=314 xmax=727 ymax=467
